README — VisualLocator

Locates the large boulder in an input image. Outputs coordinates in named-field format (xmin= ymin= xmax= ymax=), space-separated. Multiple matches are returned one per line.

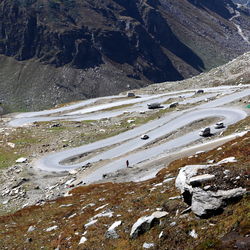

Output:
xmin=130 ymin=211 xmax=168 ymax=239
xmin=191 ymin=187 xmax=246 ymax=217
xmin=105 ymin=220 xmax=122 ymax=239
xmin=175 ymin=164 xmax=247 ymax=217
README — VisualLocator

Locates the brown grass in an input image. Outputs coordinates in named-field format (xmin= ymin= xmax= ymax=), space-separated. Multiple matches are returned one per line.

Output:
xmin=0 ymin=133 xmax=249 ymax=249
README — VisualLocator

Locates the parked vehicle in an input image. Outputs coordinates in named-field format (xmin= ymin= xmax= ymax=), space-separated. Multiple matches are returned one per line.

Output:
xmin=141 ymin=134 xmax=149 ymax=140
xmin=169 ymin=102 xmax=178 ymax=108
xmin=214 ymin=122 xmax=224 ymax=129
xmin=147 ymin=103 xmax=162 ymax=109
xmin=196 ymin=89 xmax=204 ymax=94
xmin=199 ymin=127 xmax=211 ymax=137
xmin=127 ymin=92 xmax=135 ymax=97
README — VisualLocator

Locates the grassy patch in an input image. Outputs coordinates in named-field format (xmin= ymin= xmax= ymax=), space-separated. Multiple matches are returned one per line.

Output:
xmin=0 ymin=149 xmax=20 ymax=169
xmin=101 ymin=103 xmax=134 ymax=111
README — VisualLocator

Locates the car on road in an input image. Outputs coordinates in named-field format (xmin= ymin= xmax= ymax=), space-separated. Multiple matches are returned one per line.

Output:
xmin=141 ymin=134 xmax=149 ymax=140
xmin=196 ymin=89 xmax=204 ymax=94
xmin=214 ymin=122 xmax=224 ymax=129
xmin=147 ymin=103 xmax=162 ymax=109
xmin=169 ymin=102 xmax=179 ymax=108
xmin=199 ymin=127 xmax=211 ymax=137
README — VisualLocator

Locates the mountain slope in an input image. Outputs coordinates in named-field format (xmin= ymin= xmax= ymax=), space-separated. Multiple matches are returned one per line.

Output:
xmin=0 ymin=0 xmax=249 ymax=111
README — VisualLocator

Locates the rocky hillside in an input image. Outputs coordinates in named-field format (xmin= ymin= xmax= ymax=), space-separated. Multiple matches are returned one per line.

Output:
xmin=0 ymin=0 xmax=250 ymax=111
xmin=0 ymin=130 xmax=249 ymax=249
xmin=233 ymin=0 xmax=250 ymax=7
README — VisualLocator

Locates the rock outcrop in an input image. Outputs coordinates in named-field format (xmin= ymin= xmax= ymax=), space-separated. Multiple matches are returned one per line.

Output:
xmin=175 ymin=164 xmax=247 ymax=217
xmin=130 ymin=211 xmax=168 ymax=239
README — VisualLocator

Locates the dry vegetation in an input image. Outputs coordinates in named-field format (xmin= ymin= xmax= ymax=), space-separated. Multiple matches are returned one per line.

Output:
xmin=0 ymin=132 xmax=249 ymax=249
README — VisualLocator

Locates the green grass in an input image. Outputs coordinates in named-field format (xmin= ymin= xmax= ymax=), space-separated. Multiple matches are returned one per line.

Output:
xmin=48 ymin=126 xmax=67 ymax=132
xmin=12 ymin=137 xmax=38 ymax=146
xmin=101 ymin=103 xmax=134 ymax=111
xmin=0 ymin=150 xmax=20 ymax=169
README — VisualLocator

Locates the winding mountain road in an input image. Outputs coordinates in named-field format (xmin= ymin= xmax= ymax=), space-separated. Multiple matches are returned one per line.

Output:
xmin=25 ymin=85 xmax=250 ymax=184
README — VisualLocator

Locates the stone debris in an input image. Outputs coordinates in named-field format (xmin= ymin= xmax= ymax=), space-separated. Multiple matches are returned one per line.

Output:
xmin=216 ymin=157 xmax=237 ymax=165
xmin=143 ymin=242 xmax=155 ymax=248
xmin=175 ymin=165 xmax=211 ymax=194
xmin=127 ymin=119 xmax=135 ymax=124
xmin=163 ymin=177 xmax=175 ymax=183
xmin=189 ymin=229 xmax=198 ymax=239
xmin=130 ymin=211 xmax=168 ymax=239
xmin=79 ymin=236 xmax=87 ymax=245
xmin=93 ymin=211 xmax=113 ymax=219
xmin=27 ymin=226 xmax=36 ymax=232
xmin=189 ymin=174 xmax=215 ymax=185
xmin=105 ymin=220 xmax=122 ymax=239
xmin=15 ymin=157 xmax=28 ymax=163
xmin=159 ymin=231 xmax=164 ymax=238
xmin=95 ymin=204 xmax=109 ymax=211
xmin=46 ymin=225 xmax=58 ymax=232
xmin=84 ymin=219 xmax=98 ymax=228
xmin=7 ymin=142 xmax=15 ymax=148
xmin=64 ymin=178 xmax=76 ymax=187
xmin=170 ymin=222 xmax=176 ymax=226
xmin=169 ymin=195 xmax=182 ymax=200
xmin=68 ymin=213 xmax=77 ymax=219
xmin=59 ymin=204 xmax=73 ymax=208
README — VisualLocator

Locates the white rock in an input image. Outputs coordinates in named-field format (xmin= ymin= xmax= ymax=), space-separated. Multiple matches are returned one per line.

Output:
xmin=93 ymin=211 xmax=113 ymax=219
xmin=189 ymin=229 xmax=198 ymax=239
xmin=59 ymin=204 xmax=72 ymax=208
xmin=195 ymin=151 xmax=204 ymax=155
xmin=16 ymin=157 xmax=27 ymax=163
xmin=84 ymin=219 xmax=98 ymax=228
xmin=79 ymin=236 xmax=87 ymax=245
xmin=95 ymin=204 xmax=108 ymax=211
xmin=169 ymin=196 xmax=182 ymax=200
xmin=130 ymin=211 xmax=168 ymax=238
xmin=105 ymin=221 xmax=122 ymax=239
xmin=127 ymin=119 xmax=135 ymax=124
xmin=191 ymin=187 xmax=246 ymax=217
xmin=65 ymin=178 xmax=75 ymax=186
xmin=27 ymin=226 xmax=36 ymax=232
xmin=189 ymin=174 xmax=215 ymax=185
xmin=46 ymin=225 xmax=58 ymax=232
xmin=175 ymin=165 xmax=211 ymax=193
xmin=68 ymin=213 xmax=77 ymax=219
xmin=217 ymin=157 xmax=237 ymax=165
xmin=163 ymin=177 xmax=175 ymax=183
xmin=154 ymin=183 xmax=163 ymax=187
xmin=203 ymin=185 xmax=211 ymax=190
xmin=7 ymin=142 xmax=15 ymax=148
xmin=69 ymin=170 xmax=78 ymax=175
xmin=143 ymin=243 xmax=155 ymax=249
xmin=108 ymin=220 xmax=122 ymax=231
xmin=207 ymin=160 xmax=215 ymax=164
xmin=159 ymin=231 xmax=164 ymax=238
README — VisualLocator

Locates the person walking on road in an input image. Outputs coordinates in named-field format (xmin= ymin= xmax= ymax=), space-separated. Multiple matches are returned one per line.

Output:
xmin=126 ymin=160 xmax=129 ymax=168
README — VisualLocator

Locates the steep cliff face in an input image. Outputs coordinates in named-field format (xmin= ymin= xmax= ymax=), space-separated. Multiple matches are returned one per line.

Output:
xmin=0 ymin=0 xmax=249 ymax=111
